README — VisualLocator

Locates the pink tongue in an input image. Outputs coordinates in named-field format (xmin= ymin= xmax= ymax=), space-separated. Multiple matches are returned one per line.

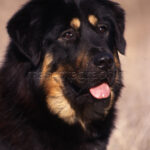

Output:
xmin=89 ymin=83 xmax=111 ymax=99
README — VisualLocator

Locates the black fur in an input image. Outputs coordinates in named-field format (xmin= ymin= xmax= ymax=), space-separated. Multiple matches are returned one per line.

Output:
xmin=0 ymin=0 xmax=126 ymax=149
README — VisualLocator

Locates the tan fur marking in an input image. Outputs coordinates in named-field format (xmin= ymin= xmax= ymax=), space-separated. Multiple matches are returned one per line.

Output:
xmin=104 ymin=90 xmax=114 ymax=115
xmin=78 ymin=119 xmax=86 ymax=130
xmin=40 ymin=54 xmax=53 ymax=84
xmin=104 ymin=53 xmax=120 ymax=115
xmin=113 ymin=52 xmax=121 ymax=88
xmin=46 ymin=73 xmax=76 ymax=124
xmin=41 ymin=58 xmax=76 ymax=124
xmin=70 ymin=18 xmax=81 ymax=29
xmin=88 ymin=15 xmax=98 ymax=26
xmin=114 ymin=52 xmax=120 ymax=68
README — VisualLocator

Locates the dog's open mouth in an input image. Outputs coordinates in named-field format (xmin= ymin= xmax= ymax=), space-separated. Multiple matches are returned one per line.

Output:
xmin=65 ymin=77 xmax=111 ymax=100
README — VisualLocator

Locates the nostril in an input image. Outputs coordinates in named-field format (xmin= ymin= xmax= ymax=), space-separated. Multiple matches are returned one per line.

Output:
xmin=94 ymin=53 xmax=114 ymax=69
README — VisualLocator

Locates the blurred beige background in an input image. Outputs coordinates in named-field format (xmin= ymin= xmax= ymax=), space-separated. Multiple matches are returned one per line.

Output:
xmin=0 ymin=0 xmax=150 ymax=150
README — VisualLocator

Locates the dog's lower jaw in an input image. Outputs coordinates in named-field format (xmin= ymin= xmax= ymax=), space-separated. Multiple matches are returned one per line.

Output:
xmin=73 ymin=108 xmax=115 ymax=150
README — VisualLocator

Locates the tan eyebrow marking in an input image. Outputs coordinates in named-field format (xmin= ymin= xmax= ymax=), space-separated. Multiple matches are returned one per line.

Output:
xmin=70 ymin=18 xmax=81 ymax=29
xmin=88 ymin=15 xmax=98 ymax=26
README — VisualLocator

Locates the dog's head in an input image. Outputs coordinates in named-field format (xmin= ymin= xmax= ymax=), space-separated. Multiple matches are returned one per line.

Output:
xmin=7 ymin=0 xmax=125 ymax=127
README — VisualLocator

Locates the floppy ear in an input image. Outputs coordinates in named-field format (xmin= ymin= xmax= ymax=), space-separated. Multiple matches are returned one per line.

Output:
xmin=7 ymin=2 xmax=42 ymax=67
xmin=111 ymin=2 xmax=126 ymax=55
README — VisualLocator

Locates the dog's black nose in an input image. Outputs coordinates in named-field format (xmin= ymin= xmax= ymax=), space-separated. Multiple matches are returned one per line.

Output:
xmin=94 ymin=53 xmax=114 ymax=70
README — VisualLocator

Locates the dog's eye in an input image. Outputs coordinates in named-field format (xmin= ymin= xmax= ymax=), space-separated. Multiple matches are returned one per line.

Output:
xmin=61 ymin=29 xmax=76 ymax=41
xmin=98 ymin=24 xmax=108 ymax=33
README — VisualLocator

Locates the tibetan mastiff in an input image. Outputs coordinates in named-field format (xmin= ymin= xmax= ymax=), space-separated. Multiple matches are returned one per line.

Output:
xmin=0 ymin=0 xmax=126 ymax=149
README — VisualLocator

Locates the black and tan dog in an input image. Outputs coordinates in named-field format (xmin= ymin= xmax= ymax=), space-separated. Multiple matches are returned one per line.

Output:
xmin=0 ymin=0 xmax=126 ymax=149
